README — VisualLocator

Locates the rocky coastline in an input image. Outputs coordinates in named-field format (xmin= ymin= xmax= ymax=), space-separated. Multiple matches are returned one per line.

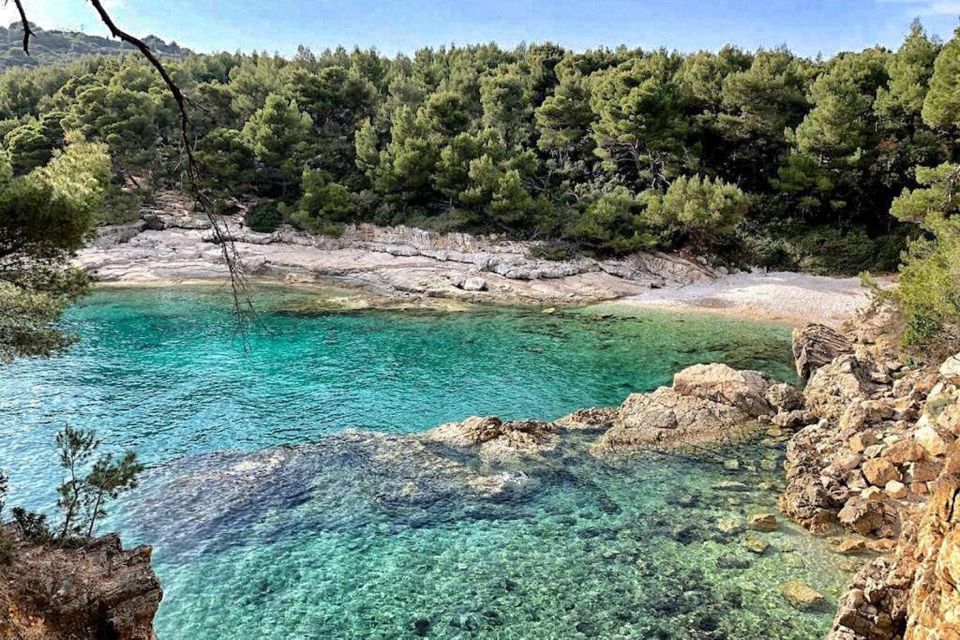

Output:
xmin=76 ymin=193 xmax=875 ymax=325
xmin=5 ymin=314 xmax=957 ymax=639
xmin=9 ymin=220 xmax=959 ymax=638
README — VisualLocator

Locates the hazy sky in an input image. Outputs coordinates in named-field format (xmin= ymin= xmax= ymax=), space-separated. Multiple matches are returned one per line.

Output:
xmin=2 ymin=0 xmax=958 ymax=57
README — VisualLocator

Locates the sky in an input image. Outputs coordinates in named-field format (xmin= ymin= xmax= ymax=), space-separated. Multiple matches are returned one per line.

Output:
xmin=1 ymin=0 xmax=958 ymax=57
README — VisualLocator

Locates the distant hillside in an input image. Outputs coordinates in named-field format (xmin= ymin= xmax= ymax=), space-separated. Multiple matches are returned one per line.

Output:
xmin=0 ymin=22 xmax=185 ymax=71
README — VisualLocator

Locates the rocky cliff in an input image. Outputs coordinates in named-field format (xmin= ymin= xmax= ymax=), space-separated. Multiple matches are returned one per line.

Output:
xmin=766 ymin=304 xmax=960 ymax=640
xmin=0 ymin=531 xmax=162 ymax=640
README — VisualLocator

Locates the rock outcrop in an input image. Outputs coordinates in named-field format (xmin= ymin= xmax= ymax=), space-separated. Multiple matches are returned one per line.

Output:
xmin=0 ymin=532 xmax=162 ymax=640
xmin=594 ymin=363 xmax=781 ymax=452
xmin=77 ymin=192 xmax=718 ymax=306
xmin=423 ymin=416 xmax=560 ymax=459
xmin=775 ymin=309 xmax=960 ymax=640
xmin=902 ymin=447 xmax=960 ymax=640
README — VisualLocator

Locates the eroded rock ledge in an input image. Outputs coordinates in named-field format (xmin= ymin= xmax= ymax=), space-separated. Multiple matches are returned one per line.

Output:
xmin=0 ymin=531 xmax=162 ymax=640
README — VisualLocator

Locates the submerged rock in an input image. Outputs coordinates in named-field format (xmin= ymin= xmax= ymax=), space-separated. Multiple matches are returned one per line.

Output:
xmin=748 ymin=513 xmax=778 ymax=532
xmin=424 ymin=416 xmax=560 ymax=460
xmin=743 ymin=533 xmax=770 ymax=554
xmin=781 ymin=580 xmax=826 ymax=611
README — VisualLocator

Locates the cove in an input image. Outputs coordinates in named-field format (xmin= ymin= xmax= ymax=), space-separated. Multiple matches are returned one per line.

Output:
xmin=0 ymin=286 xmax=854 ymax=639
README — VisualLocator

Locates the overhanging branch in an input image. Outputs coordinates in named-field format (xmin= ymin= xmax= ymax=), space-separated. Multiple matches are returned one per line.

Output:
xmin=9 ymin=0 xmax=34 ymax=54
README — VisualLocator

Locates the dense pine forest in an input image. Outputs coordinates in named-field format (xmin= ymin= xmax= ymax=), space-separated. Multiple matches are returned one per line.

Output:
xmin=0 ymin=21 xmax=958 ymax=346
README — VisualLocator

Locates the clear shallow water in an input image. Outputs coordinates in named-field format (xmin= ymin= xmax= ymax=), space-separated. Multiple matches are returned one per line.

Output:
xmin=0 ymin=286 xmax=854 ymax=639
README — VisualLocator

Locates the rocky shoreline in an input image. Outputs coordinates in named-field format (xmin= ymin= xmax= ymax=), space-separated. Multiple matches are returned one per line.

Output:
xmin=76 ymin=192 xmax=875 ymax=325
xmin=417 ymin=311 xmax=960 ymax=640
xmin=10 ymin=220 xmax=958 ymax=638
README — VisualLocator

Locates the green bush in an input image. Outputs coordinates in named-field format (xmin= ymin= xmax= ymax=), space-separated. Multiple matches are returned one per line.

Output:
xmin=896 ymin=225 xmax=960 ymax=351
xmin=567 ymin=187 xmax=656 ymax=255
xmin=288 ymin=169 xmax=355 ymax=236
xmin=11 ymin=507 xmax=51 ymax=542
xmin=889 ymin=163 xmax=960 ymax=351
xmin=736 ymin=223 xmax=911 ymax=275
xmin=100 ymin=185 xmax=145 ymax=226
xmin=644 ymin=175 xmax=748 ymax=249
xmin=246 ymin=200 xmax=283 ymax=233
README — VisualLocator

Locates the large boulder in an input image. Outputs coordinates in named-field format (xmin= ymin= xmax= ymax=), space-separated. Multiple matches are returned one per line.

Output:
xmin=594 ymin=363 xmax=779 ymax=453
xmin=672 ymin=363 xmax=772 ymax=417
xmin=804 ymin=355 xmax=884 ymax=423
xmin=939 ymin=353 xmax=960 ymax=386
xmin=767 ymin=382 xmax=805 ymax=412
xmin=595 ymin=387 xmax=759 ymax=452
xmin=793 ymin=323 xmax=853 ymax=380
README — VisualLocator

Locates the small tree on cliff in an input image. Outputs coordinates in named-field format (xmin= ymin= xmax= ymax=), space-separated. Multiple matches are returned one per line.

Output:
xmin=56 ymin=426 xmax=144 ymax=539
xmin=0 ymin=471 xmax=7 ymax=520
xmin=83 ymin=451 xmax=144 ymax=537
xmin=56 ymin=426 xmax=99 ymax=538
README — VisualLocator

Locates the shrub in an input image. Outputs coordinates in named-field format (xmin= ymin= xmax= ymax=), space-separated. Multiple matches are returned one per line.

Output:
xmin=896 ymin=225 xmax=960 ymax=351
xmin=736 ymin=222 xmax=912 ymax=275
xmin=567 ymin=187 xmax=657 ymax=255
xmin=644 ymin=175 xmax=748 ymax=249
xmin=12 ymin=507 xmax=51 ymax=542
xmin=246 ymin=200 xmax=283 ymax=233
xmin=289 ymin=169 xmax=355 ymax=235
xmin=889 ymin=163 xmax=960 ymax=351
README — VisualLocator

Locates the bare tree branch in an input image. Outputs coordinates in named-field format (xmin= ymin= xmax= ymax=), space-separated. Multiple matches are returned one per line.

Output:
xmin=13 ymin=0 xmax=255 ymax=333
xmin=87 ymin=0 xmax=255 ymax=331
xmin=9 ymin=0 xmax=34 ymax=54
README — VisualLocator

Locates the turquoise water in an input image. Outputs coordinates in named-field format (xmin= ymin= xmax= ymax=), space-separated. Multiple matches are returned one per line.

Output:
xmin=0 ymin=286 xmax=854 ymax=639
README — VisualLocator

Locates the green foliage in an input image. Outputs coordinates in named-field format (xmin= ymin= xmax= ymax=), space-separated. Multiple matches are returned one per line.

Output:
xmin=922 ymin=27 xmax=960 ymax=128
xmin=241 ymin=93 xmax=313 ymax=193
xmin=875 ymin=21 xmax=939 ymax=125
xmin=60 ymin=65 xmax=169 ymax=175
xmin=568 ymin=187 xmax=655 ymax=255
xmin=889 ymin=163 xmax=960 ymax=349
xmin=246 ymin=200 xmax=283 ymax=233
xmin=0 ymin=429 xmax=141 ymax=549
xmin=777 ymin=49 xmax=892 ymax=224
xmin=55 ymin=425 xmax=143 ymax=539
xmin=589 ymin=51 xmax=687 ymax=189
xmin=4 ymin=112 xmax=64 ymax=174
xmin=83 ymin=450 xmax=144 ymax=538
xmin=11 ymin=507 xmax=51 ymax=542
xmin=644 ymin=175 xmax=748 ymax=248
xmin=0 ymin=23 xmax=184 ymax=72
xmin=196 ymin=127 xmax=256 ymax=194
xmin=1 ymin=28 xmax=960 ymax=269
xmin=0 ymin=139 xmax=109 ymax=362
xmin=290 ymin=168 xmax=355 ymax=232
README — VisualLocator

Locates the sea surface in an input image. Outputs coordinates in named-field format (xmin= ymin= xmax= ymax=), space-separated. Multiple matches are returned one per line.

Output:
xmin=0 ymin=286 xmax=856 ymax=639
